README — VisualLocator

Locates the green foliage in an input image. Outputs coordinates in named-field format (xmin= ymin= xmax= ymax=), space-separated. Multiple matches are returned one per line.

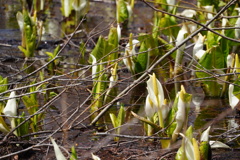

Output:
xmin=109 ymin=105 xmax=126 ymax=141
xmin=134 ymin=39 xmax=149 ymax=74
xmin=16 ymin=112 xmax=29 ymax=138
xmin=159 ymin=14 xmax=179 ymax=38
xmin=199 ymin=141 xmax=212 ymax=160
xmin=90 ymin=36 xmax=108 ymax=62
xmin=195 ymin=31 xmax=230 ymax=97
xmin=106 ymin=26 xmax=119 ymax=64
xmin=90 ymin=62 xmax=108 ymax=117
xmin=116 ymin=0 xmax=129 ymax=23
xmin=45 ymin=45 xmax=61 ymax=75
xmin=70 ymin=146 xmax=77 ymax=160
xmin=17 ymin=10 xmax=37 ymax=58
xmin=22 ymin=83 xmax=45 ymax=133
xmin=0 ymin=76 xmax=8 ymax=93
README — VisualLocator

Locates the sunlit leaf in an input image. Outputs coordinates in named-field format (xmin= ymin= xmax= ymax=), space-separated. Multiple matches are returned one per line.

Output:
xmin=70 ymin=146 xmax=77 ymax=160
xmin=92 ymin=153 xmax=101 ymax=160
xmin=116 ymin=0 xmax=129 ymax=23
xmin=209 ymin=141 xmax=231 ymax=149
xmin=50 ymin=137 xmax=67 ymax=160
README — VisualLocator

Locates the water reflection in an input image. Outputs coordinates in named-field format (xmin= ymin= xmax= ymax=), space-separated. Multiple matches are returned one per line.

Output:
xmin=0 ymin=0 xmax=21 ymax=29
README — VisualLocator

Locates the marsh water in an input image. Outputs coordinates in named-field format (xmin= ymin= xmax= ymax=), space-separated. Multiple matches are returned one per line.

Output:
xmin=0 ymin=0 xmax=239 ymax=159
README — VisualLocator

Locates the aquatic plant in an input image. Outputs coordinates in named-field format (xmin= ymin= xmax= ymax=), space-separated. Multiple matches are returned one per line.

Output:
xmin=176 ymin=126 xmax=230 ymax=160
xmin=116 ymin=0 xmax=134 ymax=23
xmin=89 ymin=26 xmax=121 ymax=122
xmin=229 ymin=84 xmax=240 ymax=109
xmin=234 ymin=8 xmax=240 ymax=39
xmin=16 ymin=8 xmax=39 ymax=58
xmin=132 ymin=73 xmax=191 ymax=148
xmin=0 ymin=91 xmax=29 ymax=137
xmin=22 ymin=82 xmax=46 ymax=134
xmin=123 ymin=37 xmax=140 ymax=75
xmin=109 ymin=105 xmax=125 ymax=141
xmin=123 ymin=33 xmax=150 ymax=78
xmin=3 ymin=92 xmax=18 ymax=136
xmin=45 ymin=45 xmax=61 ymax=75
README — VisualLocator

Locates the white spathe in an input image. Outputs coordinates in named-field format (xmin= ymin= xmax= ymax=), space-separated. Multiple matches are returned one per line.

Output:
xmin=180 ymin=9 xmax=197 ymax=18
xmin=50 ymin=137 xmax=67 ymax=160
xmin=172 ymin=86 xmax=191 ymax=142
xmin=187 ymin=23 xmax=197 ymax=33
xmin=176 ymin=24 xmax=188 ymax=47
xmin=109 ymin=67 xmax=118 ymax=89
xmin=179 ymin=133 xmax=195 ymax=160
xmin=210 ymin=141 xmax=231 ymax=149
xmin=145 ymin=94 xmax=157 ymax=117
xmin=227 ymin=54 xmax=234 ymax=68
xmin=123 ymin=39 xmax=140 ymax=73
xmin=3 ymin=91 xmax=17 ymax=117
xmin=16 ymin=12 xmax=24 ymax=32
xmin=90 ymin=54 xmax=97 ymax=79
xmin=203 ymin=5 xmax=214 ymax=28
xmin=72 ymin=0 xmax=87 ymax=12
xmin=195 ymin=49 xmax=206 ymax=60
xmin=235 ymin=8 xmax=240 ymax=39
xmin=167 ymin=0 xmax=175 ymax=11
xmin=63 ymin=0 xmax=73 ymax=17
xmin=184 ymin=136 xmax=195 ymax=160
xmin=200 ymin=126 xmax=211 ymax=142
xmin=193 ymin=34 xmax=205 ymax=57
xmin=3 ymin=91 xmax=17 ymax=135
xmin=204 ymin=6 xmax=214 ymax=20
xmin=145 ymin=73 xmax=169 ymax=120
xmin=92 ymin=153 xmax=101 ymax=160
xmin=117 ymin=24 xmax=121 ymax=42
xmin=146 ymin=73 xmax=165 ymax=109
xmin=228 ymin=84 xmax=240 ymax=109
xmin=221 ymin=16 xmax=228 ymax=35
xmin=174 ymin=92 xmax=186 ymax=137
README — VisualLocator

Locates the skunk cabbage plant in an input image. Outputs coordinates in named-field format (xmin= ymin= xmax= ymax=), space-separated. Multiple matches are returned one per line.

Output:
xmin=228 ymin=84 xmax=240 ymax=109
xmin=146 ymin=73 xmax=168 ymax=128
xmin=193 ymin=34 xmax=206 ymax=60
xmin=123 ymin=39 xmax=140 ymax=74
xmin=171 ymin=86 xmax=192 ymax=142
xmin=235 ymin=8 xmax=240 ymax=39
xmin=3 ymin=91 xmax=17 ymax=136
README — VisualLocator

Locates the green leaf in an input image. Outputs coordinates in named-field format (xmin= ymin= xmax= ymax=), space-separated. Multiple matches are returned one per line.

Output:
xmin=185 ymin=126 xmax=193 ymax=140
xmin=70 ymin=146 xmax=77 ymax=160
xmin=90 ymin=36 xmax=107 ymax=62
xmin=0 ymin=116 xmax=10 ymax=134
xmin=175 ymin=146 xmax=186 ymax=160
xmin=0 ymin=76 xmax=8 ymax=93
xmin=45 ymin=52 xmax=54 ymax=59
xmin=195 ymin=43 xmax=225 ymax=96
xmin=159 ymin=14 xmax=179 ymax=37
xmin=199 ymin=141 xmax=212 ymax=160
xmin=116 ymin=0 xmax=129 ymax=23
xmin=117 ymin=106 xmax=125 ymax=127
xmin=109 ymin=113 xmax=117 ymax=128
xmin=16 ymin=112 xmax=29 ymax=137
xmin=106 ymin=27 xmax=119 ymax=63
xmin=134 ymin=41 xmax=149 ymax=74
